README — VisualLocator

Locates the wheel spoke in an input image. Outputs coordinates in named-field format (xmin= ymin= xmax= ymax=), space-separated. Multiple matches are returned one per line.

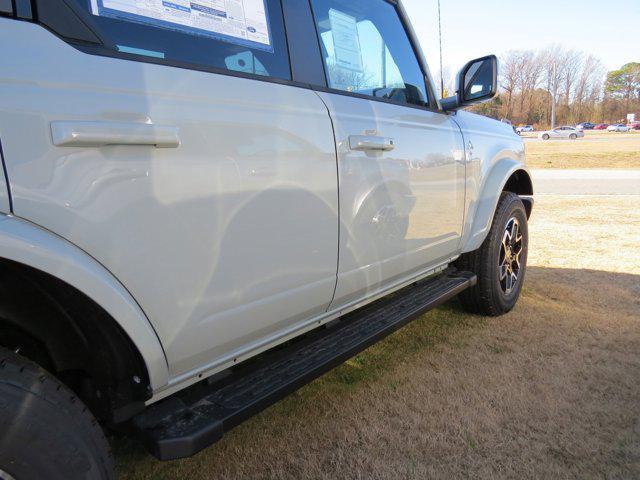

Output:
xmin=500 ymin=263 xmax=508 ymax=280
xmin=502 ymin=230 xmax=511 ymax=250
xmin=505 ymin=272 xmax=513 ymax=292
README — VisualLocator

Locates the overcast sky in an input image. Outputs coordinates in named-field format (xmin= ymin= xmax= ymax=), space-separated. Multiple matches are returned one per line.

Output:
xmin=403 ymin=0 xmax=639 ymax=79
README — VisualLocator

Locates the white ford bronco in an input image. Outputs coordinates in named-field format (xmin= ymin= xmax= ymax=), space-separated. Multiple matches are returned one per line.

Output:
xmin=0 ymin=0 xmax=533 ymax=478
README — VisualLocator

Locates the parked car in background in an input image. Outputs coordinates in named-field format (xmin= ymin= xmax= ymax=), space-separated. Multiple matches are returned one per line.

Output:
xmin=628 ymin=121 xmax=640 ymax=130
xmin=516 ymin=125 xmax=534 ymax=133
xmin=576 ymin=122 xmax=595 ymax=130
xmin=607 ymin=124 xmax=631 ymax=132
xmin=594 ymin=124 xmax=609 ymax=130
xmin=538 ymin=126 xmax=584 ymax=140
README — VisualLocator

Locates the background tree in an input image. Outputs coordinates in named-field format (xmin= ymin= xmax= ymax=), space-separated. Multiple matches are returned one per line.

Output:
xmin=464 ymin=46 xmax=638 ymax=127
xmin=605 ymin=63 xmax=640 ymax=110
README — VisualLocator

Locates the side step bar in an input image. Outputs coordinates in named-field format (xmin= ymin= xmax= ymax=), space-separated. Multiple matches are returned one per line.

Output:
xmin=132 ymin=269 xmax=477 ymax=460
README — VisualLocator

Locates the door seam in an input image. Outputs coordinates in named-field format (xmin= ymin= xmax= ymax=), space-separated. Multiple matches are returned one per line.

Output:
xmin=312 ymin=90 xmax=342 ymax=312
xmin=0 ymin=137 xmax=14 ymax=213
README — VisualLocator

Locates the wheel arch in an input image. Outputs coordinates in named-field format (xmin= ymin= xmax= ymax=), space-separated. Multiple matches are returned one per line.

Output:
xmin=0 ymin=215 xmax=169 ymax=420
xmin=462 ymin=160 xmax=533 ymax=254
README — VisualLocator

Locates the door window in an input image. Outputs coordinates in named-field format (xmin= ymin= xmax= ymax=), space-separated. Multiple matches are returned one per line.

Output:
xmin=310 ymin=0 xmax=428 ymax=107
xmin=69 ymin=0 xmax=291 ymax=79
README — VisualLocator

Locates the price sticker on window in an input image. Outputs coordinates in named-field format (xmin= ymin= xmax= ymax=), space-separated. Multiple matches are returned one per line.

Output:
xmin=89 ymin=0 xmax=273 ymax=51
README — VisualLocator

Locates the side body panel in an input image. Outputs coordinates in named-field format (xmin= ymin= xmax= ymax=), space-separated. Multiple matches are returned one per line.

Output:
xmin=318 ymin=92 xmax=466 ymax=310
xmin=452 ymin=111 xmax=529 ymax=254
xmin=0 ymin=20 xmax=339 ymax=385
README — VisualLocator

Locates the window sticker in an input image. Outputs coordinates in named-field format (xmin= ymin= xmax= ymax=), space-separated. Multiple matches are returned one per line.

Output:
xmin=328 ymin=8 xmax=363 ymax=74
xmin=89 ymin=0 xmax=273 ymax=52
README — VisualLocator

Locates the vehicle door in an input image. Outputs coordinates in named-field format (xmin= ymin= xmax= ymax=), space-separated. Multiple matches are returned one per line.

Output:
xmin=308 ymin=0 xmax=466 ymax=308
xmin=0 ymin=0 xmax=339 ymax=379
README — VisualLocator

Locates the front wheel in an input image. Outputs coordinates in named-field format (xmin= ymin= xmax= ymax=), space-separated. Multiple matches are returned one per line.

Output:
xmin=542 ymin=134 xmax=550 ymax=140
xmin=570 ymin=133 xmax=577 ymax=140
xmin=455 ymin=192 xmax=529 ymax=316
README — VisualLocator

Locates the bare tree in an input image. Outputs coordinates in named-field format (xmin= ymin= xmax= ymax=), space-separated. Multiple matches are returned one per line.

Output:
xmin=468 ymin=44 xmax=634 ymax=128
xmin=573 ymin=55 xmax=605 ymax=120
xmin=500 ymin=50 xmax=524 ymax=120
xmin=433 ymin=65 xmax=455 ymax=98
xmin=541 ymin=45 xmax=565 ymax=127
xmin=520 ymin=51 xmax=545 ymax=123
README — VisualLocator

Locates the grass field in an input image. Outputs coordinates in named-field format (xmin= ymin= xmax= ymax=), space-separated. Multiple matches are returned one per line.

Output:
xmin=114 ymin=193 xmax=640 ymax=479
xmin=524 ymin=130 xmax=640 ymax=169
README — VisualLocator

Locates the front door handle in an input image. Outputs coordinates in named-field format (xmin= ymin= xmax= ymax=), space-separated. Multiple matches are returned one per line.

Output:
xmin=51 ymin=121 xmax=180 ymax=148
xmin=349 ymin=135 xmax=395 ymax=152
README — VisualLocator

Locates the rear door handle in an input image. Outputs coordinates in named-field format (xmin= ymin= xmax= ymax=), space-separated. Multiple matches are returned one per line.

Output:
xmin=51 ymin=121 xmax=180 ymax=148
xmin=349 ymin=135 xmax=395 ymax=152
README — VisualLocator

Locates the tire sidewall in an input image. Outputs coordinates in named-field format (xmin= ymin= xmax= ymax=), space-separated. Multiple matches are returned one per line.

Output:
xmin=0 ymin=350 xmax=114 ymax=480
xmin=487 ymin=195 xmax=529 ymax=313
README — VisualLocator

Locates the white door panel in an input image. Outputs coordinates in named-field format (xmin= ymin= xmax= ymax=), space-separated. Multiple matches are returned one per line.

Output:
xmin=0 ymin=21 xmax=339 ymax=378
xmin=318 ymin=93 xmax=465 ymax=309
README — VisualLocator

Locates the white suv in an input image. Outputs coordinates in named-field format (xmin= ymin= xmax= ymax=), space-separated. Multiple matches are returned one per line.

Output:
xmin=0 ymin=1 xmax=533 ymax=478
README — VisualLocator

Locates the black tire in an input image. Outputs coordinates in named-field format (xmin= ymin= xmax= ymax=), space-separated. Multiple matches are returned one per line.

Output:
xmin=542 ymin=134 xmax=550 ymax=140
xmin=570 ymin=133 xmax=577 ymax=140
xmin=0 ymin=347 xmax=115 ymax=480
xmin=455 ymin=192 xmax=529 ymax=316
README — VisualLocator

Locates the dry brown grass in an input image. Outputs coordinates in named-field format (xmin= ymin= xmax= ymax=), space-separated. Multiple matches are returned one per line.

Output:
xmin=115 ymin=195 xmax=640 ymax=480
xmin=524 ymin=131 xmax=640 ymax=169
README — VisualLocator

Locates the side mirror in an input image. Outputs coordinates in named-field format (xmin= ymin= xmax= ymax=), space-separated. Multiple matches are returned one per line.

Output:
xmin=441 ymin=55 xmax=498 ymax=112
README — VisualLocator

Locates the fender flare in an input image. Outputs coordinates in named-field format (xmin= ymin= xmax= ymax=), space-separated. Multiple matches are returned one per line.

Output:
xmin=462 ymin=159 xmax=533 ymax=253
xmin=0 ymin=214 xmax=169 ymax=390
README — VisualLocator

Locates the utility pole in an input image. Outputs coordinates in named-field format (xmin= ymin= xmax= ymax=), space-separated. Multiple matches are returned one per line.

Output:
xmin=437 ymin=0 xmax=444 ymax=97
xmin=381 ymin=38 xmax=387 ymax=88
xmin=550 ymin=61 xmax=557 ymax=128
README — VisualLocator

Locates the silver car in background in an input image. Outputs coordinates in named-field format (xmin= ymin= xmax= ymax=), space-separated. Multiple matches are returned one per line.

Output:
xmin=538 ymin=126 xmax=585 ymax=140
xmin=516 ymin=125 xmax=534 ymax=133
xmin=607 ymin=124 xmax=631 ymax=132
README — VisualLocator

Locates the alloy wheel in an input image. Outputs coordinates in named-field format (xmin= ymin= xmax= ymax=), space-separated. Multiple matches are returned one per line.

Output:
xmin=498 ymin=217 xmax=523 ymax=294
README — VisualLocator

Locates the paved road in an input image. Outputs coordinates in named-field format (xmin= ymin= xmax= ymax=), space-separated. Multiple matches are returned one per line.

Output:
xmin=531 ymin=169 xmax=640 ymax=195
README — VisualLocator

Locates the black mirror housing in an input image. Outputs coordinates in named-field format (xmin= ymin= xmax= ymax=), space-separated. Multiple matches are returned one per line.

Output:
xmin=442 ymin=55 xmax=498 ymax=112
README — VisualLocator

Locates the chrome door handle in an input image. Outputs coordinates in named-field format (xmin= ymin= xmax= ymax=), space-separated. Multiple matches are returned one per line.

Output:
xmin=349 ymin=135 xmax=395 ymax=152
xmin=51 ymin=121 xmax=181 ymax=148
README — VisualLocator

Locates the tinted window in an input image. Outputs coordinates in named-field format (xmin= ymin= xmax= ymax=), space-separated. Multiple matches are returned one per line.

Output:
xmin=70 ymin=0 xmax=291 ymax=80
xmin=310 ymin=0 xmax=428 ymax=107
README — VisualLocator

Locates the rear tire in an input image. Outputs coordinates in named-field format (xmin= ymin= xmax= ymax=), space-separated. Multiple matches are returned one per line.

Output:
xmin=0 ymin=347 xmax=115 ymax=480
xmin=455 ymin=192 xmax=529 ymax=316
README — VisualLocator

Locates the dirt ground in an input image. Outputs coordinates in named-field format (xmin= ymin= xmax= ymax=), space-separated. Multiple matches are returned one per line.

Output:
xmin=524 ymin=131 xmax=640 ymax=169
xmin=115 ymin=194 xmax=640 ymax=480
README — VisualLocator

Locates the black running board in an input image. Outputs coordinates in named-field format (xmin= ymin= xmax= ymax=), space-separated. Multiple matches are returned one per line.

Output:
xmin=132 ymin=269 xmax=476 ymax=461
